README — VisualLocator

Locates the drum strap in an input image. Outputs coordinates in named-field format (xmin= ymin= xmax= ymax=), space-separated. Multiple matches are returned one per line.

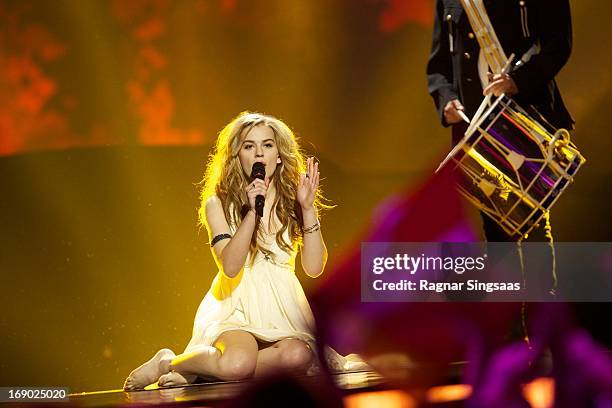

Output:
xmin=459 ymin=0 xmax=508 ymax=74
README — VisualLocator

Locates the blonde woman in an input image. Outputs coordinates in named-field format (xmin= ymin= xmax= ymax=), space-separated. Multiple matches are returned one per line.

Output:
xmin=124 ymin=112 xmax=332 ymax=389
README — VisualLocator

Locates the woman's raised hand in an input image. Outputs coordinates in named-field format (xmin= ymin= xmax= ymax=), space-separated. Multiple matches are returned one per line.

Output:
xmin=246 ymin=178 xmax=269 ymax=212
xmin=297 ymin=157 xmax=319 ymax=210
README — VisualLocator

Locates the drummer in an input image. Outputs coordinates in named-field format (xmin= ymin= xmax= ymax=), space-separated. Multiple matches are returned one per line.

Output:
xmin=426 ymin=0 xmax=574 ymax=243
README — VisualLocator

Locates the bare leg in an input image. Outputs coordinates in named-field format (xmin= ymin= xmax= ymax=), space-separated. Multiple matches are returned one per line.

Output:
xmin=124 ymin=348 xmax=175 ymax=390
xmin=170 ymin=330 xmax=259 ymax=381
xmin=254 ymin=338 xmax=313 ymax=377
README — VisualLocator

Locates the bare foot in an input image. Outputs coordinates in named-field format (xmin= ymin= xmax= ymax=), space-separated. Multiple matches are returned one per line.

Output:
xmin=158 ymin=371 xmax=191 ymax=387
xmin=124 ymin=348 xmax=175 ymax=391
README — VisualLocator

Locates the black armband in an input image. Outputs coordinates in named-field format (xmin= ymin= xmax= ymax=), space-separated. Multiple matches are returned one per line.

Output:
xmin=211 ymin=233 xmax=232 ymax=246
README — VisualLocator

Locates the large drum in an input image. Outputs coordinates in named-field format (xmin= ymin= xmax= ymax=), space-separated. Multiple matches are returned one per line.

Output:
xmin=439 ymin=95 xmax=586 ymax=238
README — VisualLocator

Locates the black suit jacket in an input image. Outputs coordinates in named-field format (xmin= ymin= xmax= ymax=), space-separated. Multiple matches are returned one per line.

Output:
xmin=426 ymin=0 xmax=574 ymax=131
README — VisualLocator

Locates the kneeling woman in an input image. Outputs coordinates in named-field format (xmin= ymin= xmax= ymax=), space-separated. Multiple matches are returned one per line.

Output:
xmin=125 ymin=112 xmax=329 ymax=389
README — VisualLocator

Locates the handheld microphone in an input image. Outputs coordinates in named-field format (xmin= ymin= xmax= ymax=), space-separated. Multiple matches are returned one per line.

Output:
xmin=251 ymin=162 xmax=266 ymax=217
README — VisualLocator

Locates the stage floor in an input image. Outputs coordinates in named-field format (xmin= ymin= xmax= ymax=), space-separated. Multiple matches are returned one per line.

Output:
xmin=64 ymin=363 xmax=558 ymax=407
xmin=68 ymin=369 xmax=397 ymax=407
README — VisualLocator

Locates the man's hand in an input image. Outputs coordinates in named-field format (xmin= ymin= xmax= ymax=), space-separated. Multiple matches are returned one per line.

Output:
xmin=444 ymin=99 xmax=465 ymax=125
xmin=483 ymin=73 xmax=518 ymax=97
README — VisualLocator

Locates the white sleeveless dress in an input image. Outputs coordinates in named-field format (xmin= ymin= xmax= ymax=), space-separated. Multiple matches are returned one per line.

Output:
xmin=184 ymin=231 xmax=318 ymax=352
xmin=183 ymin=228 xmax=366 ymax=372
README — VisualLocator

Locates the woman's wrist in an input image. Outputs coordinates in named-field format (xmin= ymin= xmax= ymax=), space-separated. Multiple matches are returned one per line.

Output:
xmin=301 ymin=206 xmax=318 ymax=232
xmin=301 ymin=205 xmax=316 ymax=217
xmin=242 ymin=207 xmax=257 ymax=225
xmin=302 ymin=221 xmax=320 ymax=234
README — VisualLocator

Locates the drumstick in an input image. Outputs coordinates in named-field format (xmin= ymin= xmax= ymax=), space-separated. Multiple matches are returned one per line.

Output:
xmin=457 ymin=110 xmax=471 ymax=124
xmin=466 ymin=53 xmax=515 ymax=135
xmin=466 ymin=94 xmax=491 ymax=136
xmin=434 ymin=109 xmax=474 ymax=173
xmin=501 ymin=53 xmax=516 ymax=75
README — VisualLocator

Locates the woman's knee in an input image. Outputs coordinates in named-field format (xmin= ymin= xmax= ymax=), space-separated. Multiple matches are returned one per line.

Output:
xmin=215 ymin=330 xmax=258 ymax=380
xmin=280 ymin=340 xmax=313 ymax=370
xmin=218 ymin=350 xmax=257 ymax=380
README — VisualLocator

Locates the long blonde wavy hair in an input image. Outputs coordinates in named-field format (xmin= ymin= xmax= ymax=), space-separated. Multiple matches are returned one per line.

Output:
xmin=199 ymin=112 xmax=330 ymax=257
